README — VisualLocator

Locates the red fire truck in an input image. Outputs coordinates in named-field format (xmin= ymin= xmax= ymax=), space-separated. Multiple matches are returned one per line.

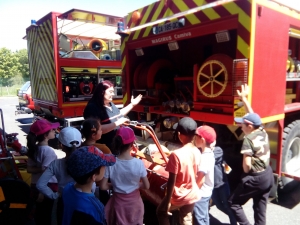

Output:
xmin=118 ymin=0 xmax=300 ymax=202
xmin=26 ymin=9 xmax=123 ymax=126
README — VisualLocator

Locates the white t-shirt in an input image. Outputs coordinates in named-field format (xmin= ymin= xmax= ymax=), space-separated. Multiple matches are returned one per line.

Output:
xmin=104 ymin=157 xmax=147 ymax=194
xmin=198 ymin=150 xmax=215 ymax=197
xmin=27 ymin=145 xmax=57 ymax=184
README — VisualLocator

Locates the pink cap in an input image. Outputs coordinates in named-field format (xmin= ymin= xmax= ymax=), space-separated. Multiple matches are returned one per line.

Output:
xmin=196 ymin=125 xmax=216 ymax=144
xmin=116 ymin=126 xmax=136 ymax=144
xmin=30 ymin=119 xmax=60 ymax=136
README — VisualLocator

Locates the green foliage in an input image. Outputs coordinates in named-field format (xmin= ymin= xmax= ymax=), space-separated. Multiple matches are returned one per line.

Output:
xmin=0 ymin=48 xmax=29 ymax=86
xmin=15 ymin=49 xmax=30 ymax=80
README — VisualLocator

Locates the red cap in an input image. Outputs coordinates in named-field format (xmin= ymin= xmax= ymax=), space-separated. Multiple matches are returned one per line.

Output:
xmin=196 ymin=125 xmax=216 ymax=144
xmin=116 ymin=126 xmax=136 ymax=144
xmin=30 ymin=119 xmax=60 ymax=136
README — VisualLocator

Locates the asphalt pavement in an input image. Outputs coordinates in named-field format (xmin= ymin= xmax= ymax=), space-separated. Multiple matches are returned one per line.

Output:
xmin=1 ymin=97 xmax=300 ymax=225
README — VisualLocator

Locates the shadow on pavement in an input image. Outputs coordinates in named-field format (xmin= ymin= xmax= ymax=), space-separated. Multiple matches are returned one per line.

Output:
xmin=16 ymin=117 xmax=34 ymax=125
xmin=18 ymin=124 xmax=31 ymax=135
xmin=210 ymin=214 xmax=230 ymax=225
xmin=271 ymin=183 xmax=300 ymax=209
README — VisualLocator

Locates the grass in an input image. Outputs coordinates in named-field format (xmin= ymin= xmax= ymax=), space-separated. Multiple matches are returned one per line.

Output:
xmin=0 ymin=85 xmax=21 ymax=97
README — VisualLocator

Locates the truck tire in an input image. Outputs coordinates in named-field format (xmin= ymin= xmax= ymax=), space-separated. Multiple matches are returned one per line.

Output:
xmin=281 ymin=120 xmax=300 ymax=192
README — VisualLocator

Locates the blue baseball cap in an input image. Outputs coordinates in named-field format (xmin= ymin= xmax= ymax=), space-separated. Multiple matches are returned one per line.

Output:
xmin=67 ymin=146 xmax=116 ymax=178
xmin=234 ymin=113 xmax=262 ymax=126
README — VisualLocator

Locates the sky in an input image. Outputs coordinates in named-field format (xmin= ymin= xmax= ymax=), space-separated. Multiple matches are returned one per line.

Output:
xmin=0 ymin=0 xmax=156 ymax=51
xmin=0 ymin=0 xmax=299 ymax=52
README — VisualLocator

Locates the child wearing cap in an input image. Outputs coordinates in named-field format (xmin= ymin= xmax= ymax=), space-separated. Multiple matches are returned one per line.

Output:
xmin=156 ymin=117 xmax=201 ymax=225
xmin=229 ymin=84 xmax=273 ymax=225
xmin=36 ymin=126 xmax=82 ymax=225
xmin=81 ymin=118 xmax=112 ymax=206
xmin=100 ymin=126 xmax=150 ymax=225
xmin=26 ymin=119 xmax=60 ymax=225
xmin=193 ymin=125 xmax=216 ymax=225
xmin=63 ymin=146 xmax=116 ymax=225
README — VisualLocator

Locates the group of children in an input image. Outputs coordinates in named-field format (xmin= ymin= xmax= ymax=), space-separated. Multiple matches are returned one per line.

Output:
xmin=156 ymin=84 xmax=273 ymax=225
xmin=156 ymin=117 xmax=232 ymax=225
xmin=26 ymin=118 xmax=149 ymax=225
xmin=26 ymin=84 xmax=273 ymax=225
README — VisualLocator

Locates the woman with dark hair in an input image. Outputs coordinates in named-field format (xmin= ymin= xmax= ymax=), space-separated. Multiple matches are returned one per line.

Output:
xmin=83 ymin=80 xmax=142 ymax=150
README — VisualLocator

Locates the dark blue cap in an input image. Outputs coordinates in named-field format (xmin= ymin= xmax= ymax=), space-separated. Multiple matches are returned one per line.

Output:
xmin=234 ymin=113 xmax=262 ymax=126
xmin=67 ymin=146 xmax=116 ymax=178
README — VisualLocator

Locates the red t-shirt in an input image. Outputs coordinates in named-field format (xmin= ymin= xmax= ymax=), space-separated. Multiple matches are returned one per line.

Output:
xmin=165 ymin=144 xmax=201 ymax=206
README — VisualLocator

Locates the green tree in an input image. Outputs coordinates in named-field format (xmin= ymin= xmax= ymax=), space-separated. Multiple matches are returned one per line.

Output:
xmin=15 ymin=49 xmax=30 ymax=81
xmin=0 ymin=48 xmax=21 ymax=86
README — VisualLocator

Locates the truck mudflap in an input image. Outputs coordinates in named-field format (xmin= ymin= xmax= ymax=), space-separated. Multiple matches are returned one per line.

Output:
xmin=126 ymin=121 xmax=171 ymax=206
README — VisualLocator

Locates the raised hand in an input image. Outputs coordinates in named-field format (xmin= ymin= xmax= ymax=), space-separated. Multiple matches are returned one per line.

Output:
xmin=131 ymin=94 xmax=143 ymax=106
xmin=237 ymin=84 xmax=249 ymax=99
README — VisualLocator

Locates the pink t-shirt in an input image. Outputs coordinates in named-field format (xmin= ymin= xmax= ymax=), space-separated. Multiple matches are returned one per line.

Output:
xmin=165 ymin=144 xmax=201 ymax=206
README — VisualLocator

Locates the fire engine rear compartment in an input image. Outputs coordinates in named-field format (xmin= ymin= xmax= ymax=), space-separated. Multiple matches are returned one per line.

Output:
xmin=26 ymin=9 xmax=123 ymax=119
xmin=122 ymin=0 xmax=300 ymax=195
xmin=126 ymin=16 xmax=242 ymax=125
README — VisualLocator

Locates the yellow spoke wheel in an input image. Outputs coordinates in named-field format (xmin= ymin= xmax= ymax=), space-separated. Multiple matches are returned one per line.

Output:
xmin=197 ymin=60 xmax=228 ymax=98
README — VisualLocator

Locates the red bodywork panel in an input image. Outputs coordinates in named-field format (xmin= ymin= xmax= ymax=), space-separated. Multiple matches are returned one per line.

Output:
xmin=251 ymin=5 xmax=298 ymax=118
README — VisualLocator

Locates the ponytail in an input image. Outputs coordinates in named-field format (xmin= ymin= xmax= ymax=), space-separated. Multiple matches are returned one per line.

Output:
xmin=81 ymin=118 xmax=101 ymax=140
xmin=26 ymin=130 xmax=50 ymax=161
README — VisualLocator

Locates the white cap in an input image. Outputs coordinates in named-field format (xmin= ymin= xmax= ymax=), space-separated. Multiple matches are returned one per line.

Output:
xmin=58 ymin=127 xmax=82 ymax=147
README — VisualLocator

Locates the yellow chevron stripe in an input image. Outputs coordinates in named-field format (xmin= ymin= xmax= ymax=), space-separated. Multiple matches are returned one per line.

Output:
xmin=174 ymin=0 xmax=201 ymax=25
xmin=185 ymin=14 xmax=201 ymax=25
xmin=194 ymin=0 xmax=206 ymax=6
xmin=151 ymin=0 xmax=164 ymax=22
xmin=29 ymin=19 xmax=57 ymax=102
xmin=223 ymin=2 xmax=251 ymax=32
xmin=248 ymin=1 xmax=256 ymax=104
xmin=143 ymin=26 xmax=152 ymax=37
xmin=202 ymin=8 xmax=220 ymax=20
xmin=123 ymin=93 xmax=128 ymax=105
xmin=141 ymin=4 xmax=154 ymax=37
xmin=133 ymin=28 xmax=142 ymax=40
xmin=122 ymin=56 xmax=126 ymax=70
xmin=162 ymin=8 xmax=174 ymax=19
xmin=141 ymin=3 xmax=154 ymax=25
xmin=237 ymin=35 xmax=249 ymax=58
xmin=121 ymin=36 xmax=128 ymax=52
xmin=132 ymin=9 xmax=144 ymax=40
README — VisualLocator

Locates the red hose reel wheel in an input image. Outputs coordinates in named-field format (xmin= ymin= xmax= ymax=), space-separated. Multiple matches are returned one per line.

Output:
xmin=197 ymin=54 xmax=233 ymax=98
xmin=147 ymin=59 xmax=173 ymax=89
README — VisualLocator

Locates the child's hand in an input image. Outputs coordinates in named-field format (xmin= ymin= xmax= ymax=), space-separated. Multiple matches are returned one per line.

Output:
xmin=237 ymin=84 xmax=249 ymax=99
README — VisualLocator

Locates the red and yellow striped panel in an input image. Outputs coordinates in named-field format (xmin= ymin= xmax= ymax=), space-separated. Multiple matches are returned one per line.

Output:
xmin=121 ymin=0 xmax=251 ymax=105
xmin=27 ymin=16 xmax=57 ymax=103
